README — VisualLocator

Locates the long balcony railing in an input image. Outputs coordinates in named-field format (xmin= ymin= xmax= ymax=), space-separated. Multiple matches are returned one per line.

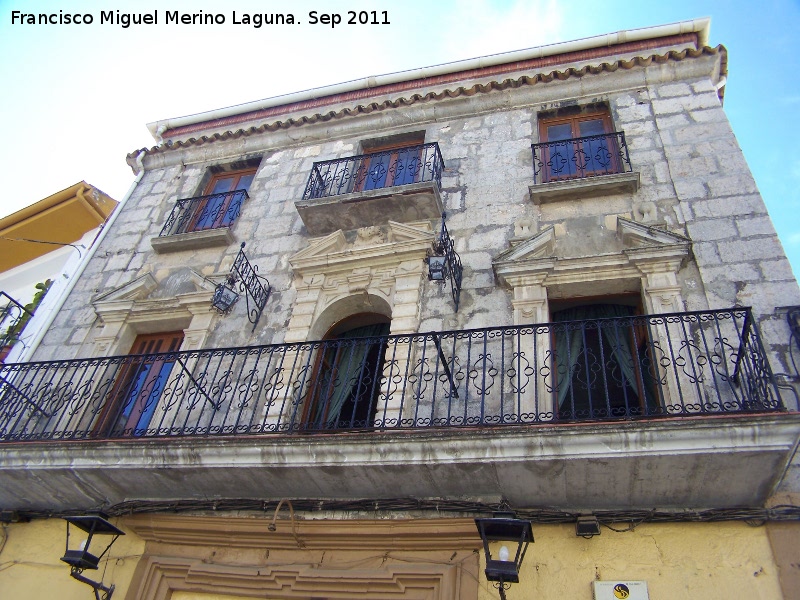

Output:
xmin=531 ymin=131 xmax=632 ymax=184
xmin=302 ymin=142 xmax=444 ymax=200
xmin=0 ymin=308 xmax=783 ymax=442
xmin=159 ymin=189 xmax=249 ymax=237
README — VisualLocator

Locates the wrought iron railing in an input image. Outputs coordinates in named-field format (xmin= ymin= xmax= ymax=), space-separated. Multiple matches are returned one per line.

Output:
xmin=302 ymin=142 xmax=444 ymax=200
xmin=531 ymin=131 xmax=632 ymax=184
xmin=159 ymin=189 xmax=249 ymax=237
xmin=0 ymin=293 xmax=32 ymax=354
xmin=0 ymin=308 xmax=783 ymax=442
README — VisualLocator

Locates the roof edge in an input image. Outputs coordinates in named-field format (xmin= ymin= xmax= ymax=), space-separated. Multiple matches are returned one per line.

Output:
xmin=146 ymin=18 xmax=710 ymax=141
xmin=0 ymin=182 xmax=117 ymax=232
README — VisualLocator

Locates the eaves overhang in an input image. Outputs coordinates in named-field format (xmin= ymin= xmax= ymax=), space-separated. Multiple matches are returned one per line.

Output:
xmin=129 ymin=20 xmax=726 ymax=164
xmin=1 ymin=413 xmax=797 ymax=513
xmin=144 ymin=19 xmax=710 ymax=142
xmin=0 ymin=182 xmax=118 ymax=273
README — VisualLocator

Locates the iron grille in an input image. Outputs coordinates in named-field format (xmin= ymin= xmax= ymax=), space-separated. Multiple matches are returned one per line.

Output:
xmin=531 ymin=131 xmax=632 ymax=184
xmin=302 ymin=142 xmax=444 ymax=200
xmin=159 ymin=189 xmax=249 ymax=237
xmin=0 ymin=308 xmax=783 ymax=441
xmin=0 ymin=293 xmax=32 ymax=355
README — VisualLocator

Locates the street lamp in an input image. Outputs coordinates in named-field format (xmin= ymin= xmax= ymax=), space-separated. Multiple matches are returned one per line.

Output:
xmin=475 ymin=513 xmax=534 ymax=600
xmin=425 ymin=254 xmax=448 ymax=281
xmin=61 ymin=513 xmax=125 ymax=600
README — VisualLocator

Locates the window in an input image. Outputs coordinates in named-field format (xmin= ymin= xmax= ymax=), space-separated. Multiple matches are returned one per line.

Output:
xmin=550 ymin=299 xmax=659 ymax=420
xmin=358 ymin=140 xmax=422 ymax=191
xmin=101 ymin=331 xmax=185 ymax=436
xmin=188 ymin=169 xmax=255 ymax=232
xmin=537 ymin=108 xmax=621 ymax=182
xmin=355 ymin=131 xmax=426 ymax=192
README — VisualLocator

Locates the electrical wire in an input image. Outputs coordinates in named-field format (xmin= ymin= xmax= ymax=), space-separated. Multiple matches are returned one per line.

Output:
xmin=0 ymin=237 xmax=83 ymax=257
xmin=13 ymin=498 xmax=800 ymax=526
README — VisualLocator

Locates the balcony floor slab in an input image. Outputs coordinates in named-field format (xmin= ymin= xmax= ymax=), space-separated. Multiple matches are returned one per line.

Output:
xmin=1 ymin=414 xmax=798 ymax=513
xmin=295 ymin=181 xmax=442 ymax=235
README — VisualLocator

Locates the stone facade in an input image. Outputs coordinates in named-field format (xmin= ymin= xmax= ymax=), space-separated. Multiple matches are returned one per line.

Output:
xmin=32 ymin=50 xmax=800 ymax=374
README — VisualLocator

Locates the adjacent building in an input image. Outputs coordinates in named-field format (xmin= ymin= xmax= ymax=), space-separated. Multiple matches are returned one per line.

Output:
xmin=1 ymin=19 xmax=799 ymax=600
xmin=0 ymin=182 xmax=117 ymax=363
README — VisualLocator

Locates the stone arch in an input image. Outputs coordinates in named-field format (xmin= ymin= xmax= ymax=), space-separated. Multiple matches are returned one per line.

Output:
xmin=309 ymin=293 xmax=392 ymax=341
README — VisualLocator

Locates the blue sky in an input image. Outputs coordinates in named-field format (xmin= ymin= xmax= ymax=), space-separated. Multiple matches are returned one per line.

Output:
xmin=1 ymin=0 xmax=799 ymax=277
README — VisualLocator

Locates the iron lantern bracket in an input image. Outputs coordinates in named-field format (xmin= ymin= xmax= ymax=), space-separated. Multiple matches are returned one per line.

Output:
xmin=427 ymin=212 xmax=463 ymax=311
xmin=216 ymin=242 xmax=271 ymax=332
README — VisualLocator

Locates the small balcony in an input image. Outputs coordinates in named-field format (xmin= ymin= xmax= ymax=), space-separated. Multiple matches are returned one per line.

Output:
xmin=1 ymin=308 xmax=797 ymax=512
xmin=295 ymin=142 xmax=444 ymax=235
xmin=151 ymin=189 xmax=249 ymax=253
xmin=530 ymin=132 xmax=639 ymax=203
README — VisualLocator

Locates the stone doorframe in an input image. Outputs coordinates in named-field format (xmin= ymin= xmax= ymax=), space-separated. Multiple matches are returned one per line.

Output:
xmin=123 ymin=514 xmax=480 ymax=600
xmin=91 ymin=271 xmax=217 ymax=357
xmin=286 ymin=221 xmax=435 ymax=343
xmin=492 ymin=217 xmax=692 ymax=416
xmin=493 ymin=217 xmax=692 ymax=325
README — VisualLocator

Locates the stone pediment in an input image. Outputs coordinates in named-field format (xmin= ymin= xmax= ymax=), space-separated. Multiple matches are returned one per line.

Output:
xmin=93 ymin=270 xmax=215 ymax=307
xmin=617 ymin=217 xmax=690 ymax=248
xmin=289 ymin=230 xmax=347 ymax=262
xmin=494 ymin=218 xmax=691 ymax=290
xmin=289 ymin=221 xmax=434 ymax=275
xmin=387 ymin=220 xmax=435 ymax=242
xmin=93 ymin=273 xmax=158 ymax=303
xmin=494 ymin=226 xmax=555 ymax=263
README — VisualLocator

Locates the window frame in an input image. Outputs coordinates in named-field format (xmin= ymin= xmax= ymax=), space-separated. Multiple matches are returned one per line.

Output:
xmin=549 ymin=295 xmax=660 ymax=420
xmin=301 ymin=313 xmax=390 ymax=430
xmin=96 ymin=331 xmax=185 ymax=437
xmin=354 ymin=132 xmax=426 ymax=193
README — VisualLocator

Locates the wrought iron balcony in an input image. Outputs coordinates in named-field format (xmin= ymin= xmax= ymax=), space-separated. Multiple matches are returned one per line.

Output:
xmin=158 ymin=189 xmax=249 ymax=237
xmin=0 ymin=308 xmax=784 ymax=443
xmin=302 ymin=142 xmax=444 ymax=200
xmin=531 ymin=131 xmax=633 ymax=184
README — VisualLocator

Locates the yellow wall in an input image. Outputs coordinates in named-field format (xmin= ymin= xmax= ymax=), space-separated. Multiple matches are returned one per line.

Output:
xmin=478 ymin=522 xmax=783 ymax=600
xmin=0 ymin=518 xmax=144 ymax=600
xmin=0 ymin=518 xmax=784 ymax=600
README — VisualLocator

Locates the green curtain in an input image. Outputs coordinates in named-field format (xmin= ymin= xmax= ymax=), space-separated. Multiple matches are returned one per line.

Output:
xmin=553 ymin=304 xmax=638 ymax=411
xmin=312 ymin=323 xmax=387 ymax=427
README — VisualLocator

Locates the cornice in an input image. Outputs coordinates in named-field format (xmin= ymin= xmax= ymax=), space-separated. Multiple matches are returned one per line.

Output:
xmin=128 ymin=45 xmax=726 ymax=162
xmin=124 ymin=514 xmax=480 ymax=550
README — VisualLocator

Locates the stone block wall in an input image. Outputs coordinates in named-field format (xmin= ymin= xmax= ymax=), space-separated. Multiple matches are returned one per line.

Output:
xmin=30 ymin=48 xmax=800 ymax=400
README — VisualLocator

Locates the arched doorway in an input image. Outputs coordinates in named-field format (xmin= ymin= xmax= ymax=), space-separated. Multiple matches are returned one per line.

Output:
xmin=303 ymin=313 xmax=391 ymax=430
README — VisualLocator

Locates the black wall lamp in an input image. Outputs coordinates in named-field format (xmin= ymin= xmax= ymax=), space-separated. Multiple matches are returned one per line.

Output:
xmin=475 ymin=512 xmax=534 ymax=600
xmin=426 ymin=212 xmax=463 ymax=311
xmin=61 ymin=513 xmax=125 ymax=600
xmin=211 ymin=242 xmax=271 ymax=332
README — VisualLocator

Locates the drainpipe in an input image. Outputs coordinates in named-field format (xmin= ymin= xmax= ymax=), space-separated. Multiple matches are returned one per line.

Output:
xmin=8 ymin=151 xmax=148 ymax=363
